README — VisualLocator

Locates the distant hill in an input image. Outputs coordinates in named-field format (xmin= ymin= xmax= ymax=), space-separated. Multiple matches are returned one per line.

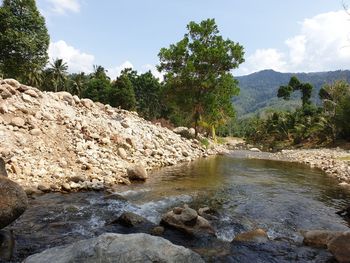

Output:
xmin=234 ymin=69 xmax=350 ymax=118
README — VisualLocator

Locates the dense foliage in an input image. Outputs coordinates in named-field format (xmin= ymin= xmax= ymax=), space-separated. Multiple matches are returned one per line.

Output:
xmin=0 ymin=0 xmax=49 ymax=82
xmin=158 ymin=18 xmax=244 ymax=137
xmin=238 ymin=77 xmax=350 ymax=149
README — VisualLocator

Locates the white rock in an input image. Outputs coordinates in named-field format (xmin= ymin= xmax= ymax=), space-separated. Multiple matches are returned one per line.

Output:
xmin=10 ymin=117 xmax=25 ymax=127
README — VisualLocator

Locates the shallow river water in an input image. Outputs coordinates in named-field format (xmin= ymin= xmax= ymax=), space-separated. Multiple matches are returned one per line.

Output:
xmin=7 ymin=152 xmax=350 ymax=262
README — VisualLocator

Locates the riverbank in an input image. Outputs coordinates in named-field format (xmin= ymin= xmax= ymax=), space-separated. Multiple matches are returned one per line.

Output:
xmin=243 ymin=148 xmax=350 ymax=186
xmin=0 ymin=78 xmax=226 ymax=194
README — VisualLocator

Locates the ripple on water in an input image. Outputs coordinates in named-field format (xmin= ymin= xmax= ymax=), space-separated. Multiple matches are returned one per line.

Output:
xmin=8 ymin=155 xmax=350 ymax=262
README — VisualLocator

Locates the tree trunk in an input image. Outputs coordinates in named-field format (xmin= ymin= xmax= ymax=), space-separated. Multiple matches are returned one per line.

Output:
xmin=211 ymin=125 xmax=217 ymax=142
xmin=194 ymin=110 xmax=200 ymax=138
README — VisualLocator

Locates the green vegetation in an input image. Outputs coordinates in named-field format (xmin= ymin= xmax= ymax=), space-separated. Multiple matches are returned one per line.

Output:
xmin=158 ymin=18 xmax=244 ymax=138
xmin=0 ymin=0 xmax=49 ymax=82
xmin=234 ymin=70 xmax=350 ymax=118
xmin=238 ymin=77 xmax=350 ymax=148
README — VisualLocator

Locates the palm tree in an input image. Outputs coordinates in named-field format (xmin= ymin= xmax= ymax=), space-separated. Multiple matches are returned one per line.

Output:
xmin=25 ymin=67 xmax=43 ymax=88
xmin=91 ymin=65 xmax=110 ymax=80
xmin=70 ymin=72 xmax=86 ymax=96
xmin=48 ymin=58 xmax=68 ymax=92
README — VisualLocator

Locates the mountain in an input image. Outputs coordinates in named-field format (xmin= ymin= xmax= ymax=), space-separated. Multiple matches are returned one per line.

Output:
xmin=234 ymin=69 xmax=350 ymax=118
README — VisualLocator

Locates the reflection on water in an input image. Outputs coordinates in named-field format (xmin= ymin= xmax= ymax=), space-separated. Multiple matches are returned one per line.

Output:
xmin=7 ymin=154 xmax=350 ymax=262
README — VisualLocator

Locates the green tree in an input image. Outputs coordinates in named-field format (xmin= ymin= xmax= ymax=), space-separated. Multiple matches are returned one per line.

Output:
xmin=158 ymin=18 xmax=244 ymax=136
xmin=109 ymin=69 xmax=136 ymax=111
xmin=278 ymin=76 xmax=313 ymax=108
xmin=319 ymin=80 xmax=350 ymax=141
xmin=47 ymin=58 xmax=68 ymax=92
xmin=0 ymin=0 xmax=49 ymax=81
xmin=134 ymin=71 xmax=163 ymax=120
xmin=91 ymin=65 xmax=110 ymax=81
xmin=67 ymin=72 xmax=88 ymax=96
xmin=24 ymin=67 xmax=43 ymax=87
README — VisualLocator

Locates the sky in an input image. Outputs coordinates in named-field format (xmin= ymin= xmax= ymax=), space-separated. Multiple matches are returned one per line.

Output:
xmin=31 ymin=0 xmax=350 ymax=79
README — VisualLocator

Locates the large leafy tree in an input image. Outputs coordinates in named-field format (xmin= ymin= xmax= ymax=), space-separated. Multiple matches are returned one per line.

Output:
xmin=0 ymin=0 xmax=49 ymax=81
xmin=109 ymin=69 xmax=136 ymax=111
xmin=134 ymin=71 xmax=163 ymax=120
xmin=82 ymin=66 xmax=110 ymax=103
xmin=158 ymin=18 xmax=244 ymax=136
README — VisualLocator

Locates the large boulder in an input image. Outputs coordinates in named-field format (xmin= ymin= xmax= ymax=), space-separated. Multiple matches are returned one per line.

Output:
xmin=161 ymin=205 xmax=215 ymax=236
xmin=0 ymin=230 xmax=14 ymax=261
xmin=0 ymin=158 xmax=28 ymax=229
xmin=173 ymin=127 xmax=195 ymax=139
xmin=23 ymin=233 xmax=204 ymax=263
xmin=0 ymin=158 xmax=7 ymax=177
xmin=327 ymin=231 xmax=350 ymax=263
xmin=127 ymin=165 xmax=148 ymax=181
xmin=0 ymin=177 xmax=28 ymax=229
xmin=302 ymin=230 xmax=343 ymax=248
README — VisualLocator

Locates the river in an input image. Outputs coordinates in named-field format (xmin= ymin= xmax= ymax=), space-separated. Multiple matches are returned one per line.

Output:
xmin=7 ymin=152 xmax=350 ymax=262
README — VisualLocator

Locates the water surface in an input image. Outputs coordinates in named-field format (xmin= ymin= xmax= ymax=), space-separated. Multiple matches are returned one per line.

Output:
xmin=7 ymin=154 xmax=350 ymax=262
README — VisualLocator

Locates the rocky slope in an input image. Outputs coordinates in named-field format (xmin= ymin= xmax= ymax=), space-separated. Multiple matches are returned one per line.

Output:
xmin=0 ymin=79 xmax=225 ymax=193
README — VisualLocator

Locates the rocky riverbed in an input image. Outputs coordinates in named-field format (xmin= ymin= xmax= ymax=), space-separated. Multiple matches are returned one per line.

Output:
xmin=0 ymin=78 xmax=226 ymax=194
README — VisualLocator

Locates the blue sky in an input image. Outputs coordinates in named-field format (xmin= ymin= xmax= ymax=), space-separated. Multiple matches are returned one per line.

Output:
xmin=33 ymin=0 xmax=350 ymax=78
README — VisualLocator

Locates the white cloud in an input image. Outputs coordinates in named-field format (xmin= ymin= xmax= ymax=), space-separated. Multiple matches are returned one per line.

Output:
xmin=46 ymin=0 xmax=80 ymax=15
xmin=48 ymin=40 xmax=94 ymax=73
xmin=142 ymin=64 xmax=164 ymax=81
xmin=238 ymin=48 xmax=287 ymax=75
xmin=237 ymin=10 xmax=350 ymax=75
xmin=107 ymin=62 xmax=164 ymax=81
xmin=107 ymin=61 xmax=134 ymax=80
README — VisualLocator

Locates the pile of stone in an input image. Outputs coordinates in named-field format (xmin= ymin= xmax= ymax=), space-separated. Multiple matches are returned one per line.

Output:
xmin=0 ymin=79 xmax=226 ymax=193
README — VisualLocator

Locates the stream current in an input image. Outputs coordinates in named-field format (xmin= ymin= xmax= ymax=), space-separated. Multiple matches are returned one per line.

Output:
xmin=6 ymin=152 xmax=350 ymax=262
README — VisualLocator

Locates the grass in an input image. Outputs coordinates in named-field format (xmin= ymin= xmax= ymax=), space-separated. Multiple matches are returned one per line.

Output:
xmin=200 ymin=138 xmax=210 ymax=149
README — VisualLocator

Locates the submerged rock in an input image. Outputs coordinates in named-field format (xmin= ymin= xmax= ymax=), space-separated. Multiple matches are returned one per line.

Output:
xmin=336 ymin=205 xmax=350 ymax=218
xmin=233 ymin=229 xmax=269 ymax=243
xmin=303 ymin=230 xmax=350 ymax=262
xmin=23 ymin=233 xmax=204 ymax=263
xmin=0 ymin=230 xmax=14 ymax=261
xmin=113 ymin=211 xmax=146 ymax=227
xmin=302 ymin=230 xmax=342 ymax=248
xmin=327 ymin=231 xmax=350 ymax=263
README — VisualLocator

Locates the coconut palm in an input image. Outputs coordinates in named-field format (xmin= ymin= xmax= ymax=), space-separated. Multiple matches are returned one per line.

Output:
xmin=47 ymin=58 xmax=68 ymax=92
xmin=25 ymin=67 xmax=43 ymax=88
xmin=70 ymin=72 xmax=87 ymax=96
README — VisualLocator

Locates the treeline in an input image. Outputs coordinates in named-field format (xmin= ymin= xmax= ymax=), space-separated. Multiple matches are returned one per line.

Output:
xmin=236 ymin=77 xmax=350 ymax=148
xmin=30 ymin=60 xmax=166 ymax=121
